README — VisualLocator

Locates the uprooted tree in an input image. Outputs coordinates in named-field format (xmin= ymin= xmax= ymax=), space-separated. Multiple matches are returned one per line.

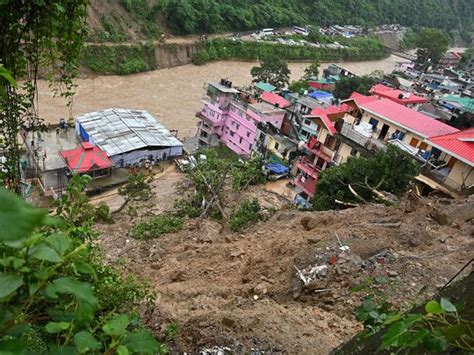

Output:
xmin=312 ymin=145 xmax=420 ymax=211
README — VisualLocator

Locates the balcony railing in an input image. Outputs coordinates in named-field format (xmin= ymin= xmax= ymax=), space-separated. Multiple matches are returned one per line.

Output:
xmin=296 ymin=157 xmax=320 ymax=179
xmin=339 ymin=121 xmax=384 ymax=151
xmin=294 ymin=174 xmax=317 ymax=197
xmin=306 ymin=137 xmax=335 ymax=162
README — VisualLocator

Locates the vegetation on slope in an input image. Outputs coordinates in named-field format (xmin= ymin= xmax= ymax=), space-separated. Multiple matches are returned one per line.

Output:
xmin=160 ymin=0 xmax=472 ymax=34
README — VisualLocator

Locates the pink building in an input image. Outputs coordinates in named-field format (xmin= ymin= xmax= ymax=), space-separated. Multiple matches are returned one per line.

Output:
xmin=196 ymin=81 xmax=287 ymax=156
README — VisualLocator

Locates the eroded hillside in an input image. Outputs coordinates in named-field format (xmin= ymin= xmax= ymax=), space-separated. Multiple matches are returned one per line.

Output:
xmin=96 ymin=166 xmax=473 ymax=353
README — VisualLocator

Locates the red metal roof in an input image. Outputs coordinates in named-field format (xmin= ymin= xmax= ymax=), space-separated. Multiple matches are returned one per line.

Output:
xmin=60 ymin=142 xmax=113 ymax=173
xmin=370 ymin=84 xmax=428 ymax=105
xmin=261 ymin=92 xmax=291 ymax=108
xmin=347 ymin=92 xmax=380 ymax=105
xmin=427 ymin=128 xmax=474 ymax=166
xmin=359 ymin=99 xmax=459 ymax=139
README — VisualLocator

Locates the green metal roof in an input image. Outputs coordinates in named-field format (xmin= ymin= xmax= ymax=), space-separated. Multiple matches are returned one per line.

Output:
xmin=256 ymin=81 xmax=276 ymax=92
xmin=442 ymin=95 xmax=474 ymax=112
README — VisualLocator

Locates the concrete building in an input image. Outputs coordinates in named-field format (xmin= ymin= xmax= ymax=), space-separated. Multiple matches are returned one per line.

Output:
xmin=76 ymin=108 xmax=183 ymax=167
xmin=196 ymin=81 xmax=287 ymax=156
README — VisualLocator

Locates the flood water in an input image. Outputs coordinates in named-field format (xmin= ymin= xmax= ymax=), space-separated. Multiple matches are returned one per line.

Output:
xmin=37 ymin=56 xmax=408 ymax=138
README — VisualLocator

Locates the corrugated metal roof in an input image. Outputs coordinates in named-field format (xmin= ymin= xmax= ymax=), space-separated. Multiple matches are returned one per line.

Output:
xmin=76 ymin=109 xmax=183 ymax=156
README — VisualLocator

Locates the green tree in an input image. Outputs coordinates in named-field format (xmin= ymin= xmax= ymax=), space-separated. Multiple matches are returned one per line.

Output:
xmin=303 ymin=59 xmax=321 ymax=80
xmin=0 ymin=1 xmax=88 ymax=194
xmin=312 ymin=145 xmax=419 ymax=211
xmin=251 ymin=58 xmax=291 ymax=89
xmin=415 ymin=28 xmax=450 ymax=68
xmin=333 ymin=75 xmax=376 ymax=100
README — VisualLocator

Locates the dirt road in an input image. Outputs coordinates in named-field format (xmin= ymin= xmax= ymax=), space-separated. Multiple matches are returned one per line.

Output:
xmin=37 ymin=56 xmax=407 ymax=138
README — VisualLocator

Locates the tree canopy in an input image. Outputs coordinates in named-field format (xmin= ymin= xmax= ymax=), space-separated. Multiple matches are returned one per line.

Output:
xmin=312 ymin=145 xmax=420 ymax=211
xmin=251 ymin=58 xmax=291 ymax=89
xmin=333 ymin=76 xmax=377 ymax=100
xmin=303 ymin=60 xmax=321 ymax=81
xmin=159 ymin=0 xmax=472 ymax=35
xmin=0 ymin=0 xmax=89 ymax=193
xmin=415 ymin=28 xmax=450 ymax=67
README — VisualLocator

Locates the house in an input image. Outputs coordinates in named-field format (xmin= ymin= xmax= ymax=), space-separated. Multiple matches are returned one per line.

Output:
xmin=370 ymin=84 xmax=428 ymax=107
xmin=438 ymin=95 xmax=474 ymax=114
xmin=440 ymin=51 xmax=462 ymax=68
xmin=196 ymin=81 xmax=287 ymax=156
xmin=260 ymin=91 xmax=292 ymax=109
xmin=423 ymin=128 xmax=474 ymax=192
xmin=253 ymin=122 xmax=298 ymax=162
xmin=76 ymin=108 xmax=183 ymax=167
xmin=333 ymin=95 xmax=459 ymax=165
xmin=22 ymin=126 xmax=79 ymax=197
xmin=308 ymin=77 xmax=338 ymax=92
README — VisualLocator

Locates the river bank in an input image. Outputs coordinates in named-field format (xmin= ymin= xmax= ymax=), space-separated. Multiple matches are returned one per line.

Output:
xmin=38 ymin=56 xmax=408 ymax=138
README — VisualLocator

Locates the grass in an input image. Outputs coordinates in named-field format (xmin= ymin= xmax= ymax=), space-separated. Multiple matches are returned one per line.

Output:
xmin=131 ymin=214 xmax=184 ymax=240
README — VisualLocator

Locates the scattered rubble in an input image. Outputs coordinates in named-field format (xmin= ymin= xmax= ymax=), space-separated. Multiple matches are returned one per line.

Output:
xmin=96 ymin=167 xmax=474 ymax=353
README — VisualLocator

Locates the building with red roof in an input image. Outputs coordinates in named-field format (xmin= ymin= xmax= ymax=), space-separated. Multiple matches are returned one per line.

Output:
xmin=424 ymin=128 xmax=474 ymax=191
xmin=261 ymin=91 xmax=291 ymax=108
xmin=370 ymin=84 xmax=428 ymax=107
xmin=60 ymin=142 xmax=113 ymax=178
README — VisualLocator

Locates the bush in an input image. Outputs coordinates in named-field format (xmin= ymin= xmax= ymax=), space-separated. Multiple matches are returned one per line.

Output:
xmin=95 ymin=202 xmax=113 ymax=223
xmin=131 ymin=214 xmax=184 ymax=240
xmin=229 ymin=198 xmax=261 ymax=232
xmin=174 ymin=198 xmax=202 ymax=218
xmin=119 ymin=172 xmax=152 ymax=200
xmin=312 ymin=145 xmax=420 ymax=211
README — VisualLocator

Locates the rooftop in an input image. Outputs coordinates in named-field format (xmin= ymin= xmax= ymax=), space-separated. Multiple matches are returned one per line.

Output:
xmin=427 ymin=128 xmax=474 ymax=166
xmin=76 ymin=109 xmax=183 ymax=157
xmin=23 ymin=128 xmax=80 ymax=171
xmin=370 ymin=84 xmax=428 ymax=105
xmin=209 ymin=82 xmax=240 ymax=94
xmin=60 ymin=142 xmax=113 ymax=173
xmin=255 ymin=81 xmax=276 ymax=93
xmin=359 ymin=99 xmax=459 ymax=139
xmin=440 ymin=95 xmax=474 ymax=113
xmin=261 ymin=92 xmax=291 ymax=108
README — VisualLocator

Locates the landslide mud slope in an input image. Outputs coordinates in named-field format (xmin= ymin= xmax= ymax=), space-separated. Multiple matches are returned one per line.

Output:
xmin=97 ymin=170 xmax=474 ymax=353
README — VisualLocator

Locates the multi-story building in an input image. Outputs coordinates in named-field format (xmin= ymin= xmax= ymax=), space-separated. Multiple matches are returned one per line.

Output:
xmin=196 ymin=81 xmax=287 ymax=156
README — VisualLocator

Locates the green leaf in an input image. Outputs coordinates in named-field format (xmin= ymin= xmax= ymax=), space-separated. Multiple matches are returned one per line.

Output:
xmin=442 ymin=323 xmax=467 ymax=342
xmin=46 ymin=233 xmax=71 ymax=255
xmin=124 ymin=329 xmax=160 ymax=354
xmin=375 ymin=275 xmax=388 ymax=284
xmin=116 ymin=345 xmax=130 ymax=355
xmin=382 ymin=321 xmax=409 ymax=348
xmin=362 ymin=298 xmax=376 ymax=312
xmin=74 ymin=260 xmax=96 ymax=278
xmin=440 ymin=298 xmax=456 ymax=313
xmin=0 ymin=274 xmax=24 ymax=298
xmin=425 ymin=300 xmax=443 ymax=314
xmin=74 ymin=331 xmax=102 ymax=353
xmin=368 ymin=311 xmax=380 ymax=320
xmin=29 ymin=243 xmax=62 ymax=263
xmin=0 ymin=188 xmax=47 ymax=243
xmin=45 ymin=277 xmax=98 ymax=323
xmin=423 ymin=330 xmax=449 ymax=352
xmin=46 ymin=321 xmax=70 ymax=334
xmin=0 ymin=338 xmax=27 ymax=354
xmin=103 ymin=315 xmax=129 ymax=337
xmin=401 ymin=328 xmax=430 ymax=349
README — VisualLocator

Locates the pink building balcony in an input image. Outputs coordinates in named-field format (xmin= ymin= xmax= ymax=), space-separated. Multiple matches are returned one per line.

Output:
xmin=306 ymin=136 xmax=334 ymax=162
xmin=294 ymin=174 xmax=317 ymax=198
xmin=296 ymin=156 xmax=320 ymax=179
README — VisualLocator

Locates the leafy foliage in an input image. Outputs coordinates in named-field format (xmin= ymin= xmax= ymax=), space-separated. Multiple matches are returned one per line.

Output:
xmin=381 ymin=298 xmax=473 ymax=352
xmin=160 ymin=0 xmax=471 ymax=35
xmin=414 ymin=28 xmax=450 ymax=67
xmin=251 ymin=58 xmax=291 ymax=89
xmin=229 ymin=198 xmax=262 ymax=232
xmin=312 ymin=145 xmax=420 ymax=211
xmin=119 ymin=172 xmax=152 ymax=200
xmin=194 ymin=38 xmax=387 ymax=66
xmin=303 ymin=60 xmax=321 ymax=81
xmin=81 ymin=44 xmax=156 ymax=75
xmin=0 ymin=0 xmax=89 ymax=193
xmin=0 ymin=187 xmax=163 ymax=354
xmin=333 ymin=75 xmax=377 ymax=100
xmin=131 ymin=214 xmax=184 ymax=240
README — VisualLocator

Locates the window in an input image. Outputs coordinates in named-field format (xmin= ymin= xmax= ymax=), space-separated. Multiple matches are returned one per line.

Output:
xmin=230 ymin=131 xmax=235 ymax=137
xmin=409 ymin=137 xmax=419 ymax=147
xmin=369 ymin=117 xmax=379 ymax=128
xmin=239 ymin=137 xmax=243 ymax=144
xmin=249 ymin=144 xmax=252 ymax=150
xmin=304 ymin=119 xmax=312 ymax=126
xmin=274 ymin=142 xmax=280 ymax=150
xmin=246 ymin=131 xmax=251 ymax=137
xmin=350 ymin=147 xmax=358 ymax=156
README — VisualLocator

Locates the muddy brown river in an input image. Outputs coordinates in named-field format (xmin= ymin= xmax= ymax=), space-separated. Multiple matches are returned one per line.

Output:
xmin=37 ymin=57 xmax=408 ymax=138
